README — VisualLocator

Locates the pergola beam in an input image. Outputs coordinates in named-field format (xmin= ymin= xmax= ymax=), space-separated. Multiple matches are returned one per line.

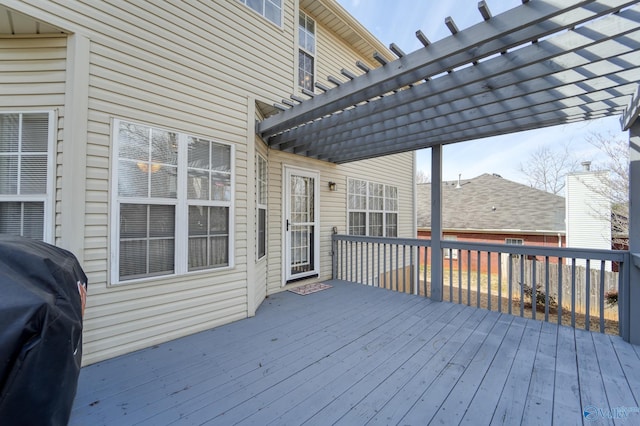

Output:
xmin=269 ymin=10 xmax=640 ymax=152
xmin=259 ymin=0 xmax=623 ymax=138
xmin=298 ymin=64 xmax=640 ymax=159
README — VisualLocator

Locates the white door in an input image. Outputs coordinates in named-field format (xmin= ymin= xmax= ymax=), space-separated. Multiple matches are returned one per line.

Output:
xmin=284 ymin=167 xmax=320 ymax=282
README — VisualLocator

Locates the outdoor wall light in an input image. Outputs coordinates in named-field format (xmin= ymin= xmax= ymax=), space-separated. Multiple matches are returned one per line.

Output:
xmin=328 ymin=181 xmax=337 ymax=191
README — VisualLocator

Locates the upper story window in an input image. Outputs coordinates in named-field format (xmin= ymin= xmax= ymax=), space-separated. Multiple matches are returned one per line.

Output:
xmin=0 ymin=112 xmax=54 ymax=242
xmin=348 ymin=178 xmax=398 ymax=237
xmin=239 ymin=0 xmax=282 ymax=26
xmin=111 ymin=119 xmax=234 ymax=283
xmin=298 ymin=11 xmax=316 ymax=91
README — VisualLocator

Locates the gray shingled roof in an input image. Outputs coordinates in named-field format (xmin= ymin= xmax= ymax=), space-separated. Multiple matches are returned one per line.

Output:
xmin=417 ymin=174 xmax=566 ymax=233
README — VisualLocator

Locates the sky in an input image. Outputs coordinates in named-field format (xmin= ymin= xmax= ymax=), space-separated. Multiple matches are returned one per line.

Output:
xmin=335 ymin=0 xmax=625 ymax=184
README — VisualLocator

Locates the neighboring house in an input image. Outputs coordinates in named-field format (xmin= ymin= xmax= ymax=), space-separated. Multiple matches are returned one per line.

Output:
xmin=0 ymin=0 xmax=415 ymax=365
xmin=417 ymin=173 xmax=565 ymax=271
xmin=566 ymin=162 xmax=612 ymax=250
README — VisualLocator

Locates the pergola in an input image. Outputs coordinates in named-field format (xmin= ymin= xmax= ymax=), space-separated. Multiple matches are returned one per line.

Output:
xmin=258 ymin=0 xmax=640 ymax=344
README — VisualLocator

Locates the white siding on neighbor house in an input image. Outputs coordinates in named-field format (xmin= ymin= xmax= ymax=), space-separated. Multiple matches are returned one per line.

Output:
xmin=2 ymin=0 xmax=301 ymax=365
xmin=566 ymin=171 xmax=611 ymax=250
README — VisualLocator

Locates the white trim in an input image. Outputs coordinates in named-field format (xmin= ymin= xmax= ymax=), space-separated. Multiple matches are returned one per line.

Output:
xmin=256 ymin=154 xmax=268 ymax=261
xmin=237 ymin=0 xmax=284 ymax=29
xmin=297 ymin=10 xmax=316 ymax=93
xmin=0 ymin=110 xmax=55 ymax=243
xmin=282 ymin=165 xmax=321 ymax=285
xmin=347 ymin=177 xmax=399 ymax=237
xmin=109 ymin=118 xmax=235 ymax=285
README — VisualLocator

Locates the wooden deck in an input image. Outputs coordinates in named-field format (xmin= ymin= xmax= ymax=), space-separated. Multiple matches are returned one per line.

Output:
xmin=70 ymin=280 xmax=640 ymax=425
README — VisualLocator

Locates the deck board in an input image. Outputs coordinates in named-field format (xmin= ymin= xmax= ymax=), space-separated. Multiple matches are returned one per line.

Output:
xmin=69 ymin=280 xmax=640 ymax=426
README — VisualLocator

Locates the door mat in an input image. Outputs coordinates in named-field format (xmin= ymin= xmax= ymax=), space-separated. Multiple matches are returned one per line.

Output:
xmin=288 ymin=282 xmax=333 ymax=295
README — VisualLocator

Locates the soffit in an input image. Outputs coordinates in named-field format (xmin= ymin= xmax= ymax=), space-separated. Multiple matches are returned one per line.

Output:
xmin=0 ymin=6 xmax=66 ymax=35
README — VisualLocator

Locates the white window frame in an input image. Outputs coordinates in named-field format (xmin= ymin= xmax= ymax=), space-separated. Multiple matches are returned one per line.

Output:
xmin=443 ymin=235 xmax=458 ymax=259
xmin=110 ymin=119 xmax=235 ymax=285
xmin=505 ymin=238 xmax=524 ymax=245
xmin=298 ymin=11 xmax=316 ymax=92
xmin=0 ymin=111 xmax=55 ymax=243
xmin=238 ymin=0 xmax=283 ymax=27
xmin=257 ymin=154 xmax=267 ymax=261
xmin=347 ymin=178 xmax=399 ymax=237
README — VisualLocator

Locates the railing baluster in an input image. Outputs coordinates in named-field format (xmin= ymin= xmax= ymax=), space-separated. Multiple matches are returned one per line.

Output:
xmin=467 ymin=250 xmax=471 ymax=306
xmin=558 ymin=257 xmax=563 ymax=326
xmin=359 ymin=241 xmax=363 ymax=284
xmin=384 ymin=243 xmax=388 ymax=289
xmin=488 ymin=251 xmax=492 ymax=312
xmin=409 ymin=246 xmax=420 ymax=295
xmin=366 ymin=242 xmax=370 ymax=286
xmin=520 ymin=256 xmax=525 ymax=318
xmin=458 ymin=250 xmax=462 ymax=304
xmin=545 ymin=256 xmax=550 ymax=322
xmin=402 ymin=245 xmax=407 ymax=293
xmin=376 ymin=242 xmax=380 ymax=287
xmin=395 ymin=244 xmax=399 ymax=292
xmin=600 ymin=260 xmax=605 ymax=333
xmin=508 ymin=255 xmax=513 ymax=315
xmin=532 ymin=257 xmax=537 ymax=321
xmin=449 ymin=251 xmax=453 ymax=302
xmin=476 ymin=250 xmax=481 ymax=308
xmin=571 ymin=258 xmax=576 ymax=328
xmin=423 ymin=246 xmax=428 ymax=297
xmin=585 ymin=259 xmax=591 ymax=331
xmin=498 ymin=252 xmax=502 ymax=313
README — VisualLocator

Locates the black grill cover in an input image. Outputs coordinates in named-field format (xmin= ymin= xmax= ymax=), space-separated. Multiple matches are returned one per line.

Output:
xmin=0 ymin=235 xmax=86 ymax=426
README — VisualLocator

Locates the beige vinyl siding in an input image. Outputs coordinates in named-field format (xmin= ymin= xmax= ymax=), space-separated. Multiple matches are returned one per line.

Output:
xmin=4 ymin=0 xmax=415 ymax=364
xmin=0 ymin=37 xmax=67 ymax=108
xmin=0 ymin=36 xmax=67 ymax=243
xmin=265 ymin=150 xmax=414 ymax=295
xmin=2 ymin=0 xmax=300 ymax=364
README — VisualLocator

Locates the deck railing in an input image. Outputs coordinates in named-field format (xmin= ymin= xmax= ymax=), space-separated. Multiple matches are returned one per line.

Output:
xmin=332 ymin=234 xmax=630 ymax=336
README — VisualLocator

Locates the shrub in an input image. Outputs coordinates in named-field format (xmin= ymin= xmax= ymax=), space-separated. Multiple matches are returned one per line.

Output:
xmin=605 ymin=290 xmax=618 ymax=307
xmin=522 ymin=283 xmax=558 ymax=310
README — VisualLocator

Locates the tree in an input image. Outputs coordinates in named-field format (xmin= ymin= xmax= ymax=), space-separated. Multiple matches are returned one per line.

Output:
xmin=519 ymin=142 xmax=580 ymax=195
xmin=416 ymin=169 xmax=430 ymax=184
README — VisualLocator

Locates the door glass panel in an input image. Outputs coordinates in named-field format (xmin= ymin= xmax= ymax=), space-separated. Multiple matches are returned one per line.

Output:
xmin=287 ymin=171 xmax=317 ymax=279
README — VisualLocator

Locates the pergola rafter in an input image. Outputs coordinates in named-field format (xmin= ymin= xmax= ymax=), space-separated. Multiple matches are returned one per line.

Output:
xmin=270 ymin=12 xmax=640 ymax=154
xmin=258 ymin=0 xmax=640 ymax=165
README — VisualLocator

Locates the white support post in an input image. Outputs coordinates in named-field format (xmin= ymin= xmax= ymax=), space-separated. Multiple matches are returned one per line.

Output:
xmin=431 ymin=145 xmax=443 ymax=302
xmin=627 ymin=122 xmax=640 ymax=344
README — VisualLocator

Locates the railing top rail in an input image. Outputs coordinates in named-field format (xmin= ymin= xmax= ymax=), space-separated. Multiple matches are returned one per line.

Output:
xmin=332 ymin=234 xmax=628 ymax=262
xmin=332 ymin=234 xmax=431 ymax=247
xmin=444 ymin=240 xmax=628 ymax=262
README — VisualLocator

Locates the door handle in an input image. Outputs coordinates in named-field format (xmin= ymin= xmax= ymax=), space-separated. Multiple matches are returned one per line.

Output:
xmin=286 ymin=219 xmax=290 ymax=231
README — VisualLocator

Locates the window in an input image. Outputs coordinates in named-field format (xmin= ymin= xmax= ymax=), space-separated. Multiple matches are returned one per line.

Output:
xmin=238 ymin=0 xmax=282 ymax=26
xmin=112 ymin=120 xmax=233 ymax=283
xmin=348 ymin=178 xmax=398 ymax=237
xmin=444 ymin=235 xmax=458 ymax=259
xmin=298 ymin=12 xmax=315 ymax=91
xmin=0 ymin=112 xmax=54 ymax=242
xmin=505 ymin=238 xmax=524 ymax=259
xmin=257 ymin=154 xmax=267 ymax=260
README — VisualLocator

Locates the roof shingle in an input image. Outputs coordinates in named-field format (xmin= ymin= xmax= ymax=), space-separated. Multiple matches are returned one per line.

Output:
xmin=417 ymin=173 xmax=565 ymax=233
